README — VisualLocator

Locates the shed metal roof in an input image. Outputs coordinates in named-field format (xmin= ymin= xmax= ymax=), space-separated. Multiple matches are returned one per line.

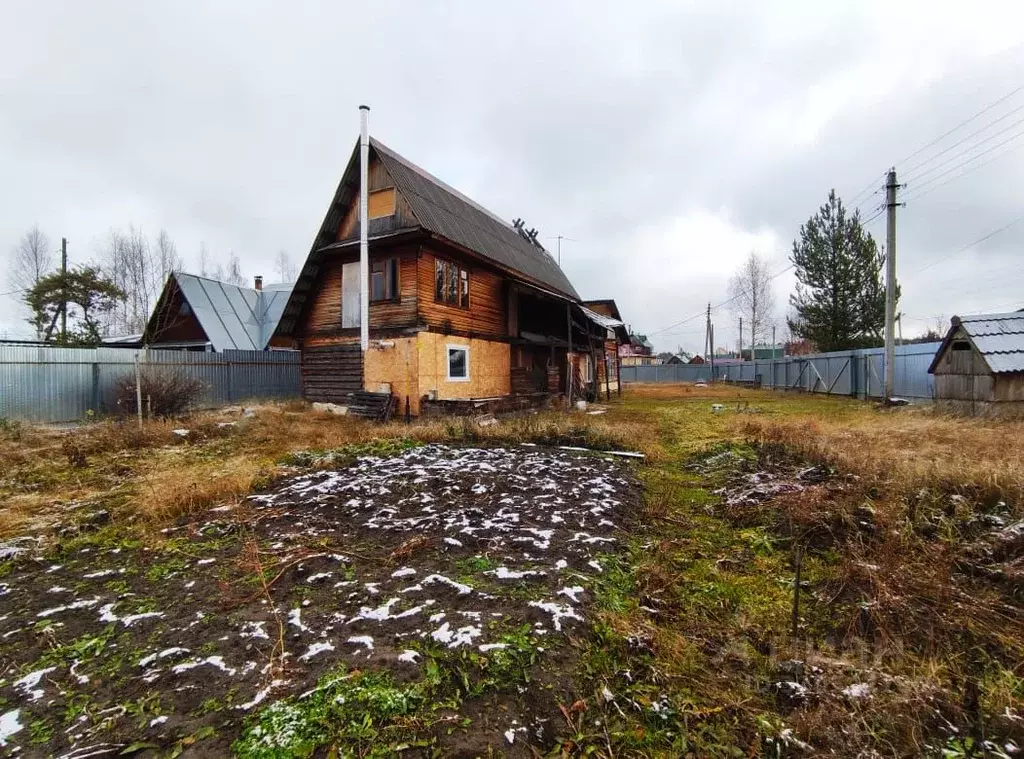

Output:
xmin=147 ymin=274 xmax=292 ymax=351
xmin=928 ymin=311 xmax=1024 ymax=374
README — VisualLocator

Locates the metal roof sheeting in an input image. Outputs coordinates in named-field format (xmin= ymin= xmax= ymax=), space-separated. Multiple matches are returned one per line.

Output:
xmin=951 ymin=312 xmax=1024 ymax=374
xmin=579 ymin=304 xmax=624 ymax=331
xmin=169 ymin=274 xmax=292 ymax=352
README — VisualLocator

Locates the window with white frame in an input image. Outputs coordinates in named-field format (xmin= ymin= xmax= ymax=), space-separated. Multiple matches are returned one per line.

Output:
xmin=446 ymin=344 xmax=470 ymax=381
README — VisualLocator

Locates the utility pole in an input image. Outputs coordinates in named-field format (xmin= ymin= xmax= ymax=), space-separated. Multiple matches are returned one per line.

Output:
xmin=709 ymin=322 xmax=715 ymax=380
xmin=772 ymin=325 xmax=777 ymax=357
xmin=704 ymin=302 xmax=711 ymax=361
xmin=884 ymin=168 xmax=898 ymax=401
xmin=739 ymin=317 xmax=743 ymax=361
xmin=556 ymin=235 xmax=562 ymax=266
xmin=60 ymin=237 xmax=68 ymax=343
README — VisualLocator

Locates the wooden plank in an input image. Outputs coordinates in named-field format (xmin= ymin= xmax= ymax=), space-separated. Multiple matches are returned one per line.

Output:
xmin=416 ymin=247 xmax=506 ymax=337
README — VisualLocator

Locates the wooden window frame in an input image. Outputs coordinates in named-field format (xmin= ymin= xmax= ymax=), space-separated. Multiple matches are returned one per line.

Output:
xmin=370 ymin=257 xmax=399 ymax=303
xmin=446 ymin=343 xmax=470 ymax=382
xmin=434 ymin=257 xmax=470 ymax=309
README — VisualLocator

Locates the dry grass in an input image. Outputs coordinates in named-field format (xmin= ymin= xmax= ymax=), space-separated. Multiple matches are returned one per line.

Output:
xmin=0 ymin=402 xmax=653 ymax=540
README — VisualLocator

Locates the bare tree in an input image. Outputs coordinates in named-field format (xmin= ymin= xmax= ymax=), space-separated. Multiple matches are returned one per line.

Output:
xmin=727 ymin=251 xmax=775 ymax=353
xmin=224 ymin=252 xmax=245 ymax=286
xmin=155 ymin=229 xmax=183 ymax=283
xmin=198 ymin=242 xmax=211 ymax=277
xmin=9 ymin=225 xmax=54 ymax=292
xmin=9 ymin=226 xmax=55 ymax=337
xmin=102 ymin=226 xmax=160 ymax=335
xmin=273 ymin=250 xmax=297 ymax=282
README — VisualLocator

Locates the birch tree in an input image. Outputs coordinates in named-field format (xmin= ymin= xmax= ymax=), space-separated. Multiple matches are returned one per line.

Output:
xmin=727 ymin=251 xmax=775 ymax=353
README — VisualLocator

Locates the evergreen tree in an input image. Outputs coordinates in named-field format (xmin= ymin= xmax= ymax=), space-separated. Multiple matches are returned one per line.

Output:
xmin=26 ymin=266 xmax=126 ymax=346
xmin=787 ymin=190 xmax=894 ymax=351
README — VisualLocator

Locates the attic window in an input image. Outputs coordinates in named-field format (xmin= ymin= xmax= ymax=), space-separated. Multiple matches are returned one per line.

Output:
xmin=368 ymin=188 xmax=396 ymax=220
xmin=952 ymin=340 xmax=971 ymax=351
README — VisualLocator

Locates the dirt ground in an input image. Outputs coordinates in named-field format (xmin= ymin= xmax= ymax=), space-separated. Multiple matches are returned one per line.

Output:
xmin=0 ymin=444 xmax=640 ymax=757
xmin=1 ymin=385 xmax=1023 ymax=757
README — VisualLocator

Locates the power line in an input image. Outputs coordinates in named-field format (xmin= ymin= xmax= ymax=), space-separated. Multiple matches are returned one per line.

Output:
xmin=902 ymin=138 xmax=1024 ymax=203
xmin=902 ymin=114 xmax=1024 ymax=184
xmin=902 ymin=102 xmax=1024 ymax=178
xmin=647 ymin=262 xmax=794 ymax=337
xmin=896 ymin=81 xmax=1024 ymax=166
xmin=909 ymin=211 xmax=1024 ymax=276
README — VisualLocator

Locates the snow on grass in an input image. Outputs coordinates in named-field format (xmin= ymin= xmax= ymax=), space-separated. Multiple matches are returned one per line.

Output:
xmin=391 ymin=566 xmax=417 ymax=578
xmin=346 ymin=635 xmax=374 ymax=650
xmin=398 ymin=649 xmax=420 ymax=663
xmin=843 ymin=683 xmax=871 ymax=699
xmin=429 ymin=622 xmax=482 ymax=648
xmin=422 ymin=574 xmax=472 ymax=595
xmin=559 ymin=586 xmax=585 ymax=603
xmin=13 ymin=666 xmax=56 ymax=701
xmin=0 ymin=709 xmax=22 ymax=747
xmin=240 ymin=621 xmax=270 ymax=640
xmin=36 ymin=596 xmax=101 ymax=618
xmin=287 ymin=608 xmax=310 ymax=633
xmin=529 ymin=601 xmax=583 ymax=632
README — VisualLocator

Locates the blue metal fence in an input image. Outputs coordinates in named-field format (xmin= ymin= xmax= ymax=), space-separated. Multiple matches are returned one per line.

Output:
xmin=0 ymin=345 xmax=302 ymax=422
xmin=621 ymin=342 xmax=941 ymax=401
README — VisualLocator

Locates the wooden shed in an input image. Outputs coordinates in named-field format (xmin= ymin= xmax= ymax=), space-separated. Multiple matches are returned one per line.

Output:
xmin=927 ymin=312 xmax=1024 ymax=415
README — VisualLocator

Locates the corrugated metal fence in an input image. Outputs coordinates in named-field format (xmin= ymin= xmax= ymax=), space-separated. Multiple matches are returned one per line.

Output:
xmin=0 ymin=345 xmax=301 ymax=422
xmin=621 ymin=342 xmax=941 ymax=401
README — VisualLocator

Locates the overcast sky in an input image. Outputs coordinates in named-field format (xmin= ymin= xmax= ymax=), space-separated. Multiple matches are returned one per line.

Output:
xmin=2 ymin=1 xmax=1022 ymax=352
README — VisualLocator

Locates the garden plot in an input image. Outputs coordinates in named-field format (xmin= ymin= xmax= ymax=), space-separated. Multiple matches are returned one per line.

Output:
xmin=0 ymin=444 xmax=639 ymax=756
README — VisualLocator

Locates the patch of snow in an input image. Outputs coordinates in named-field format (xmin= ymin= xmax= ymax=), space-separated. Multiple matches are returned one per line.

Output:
xmin=138 ymin=647 xmax=190 ymax=667
xmin=240 ymin=621 xmax=270 ymax=640
xmin=422 ymin=574 xmax=473 ymax=595
xmin=490 ymin=566 xmax=544 ymax=580
xmin=430 ymin=622 xmax=482 ymax=648
xmin=37 ymin=596 xmax=101 ymax=617
xmin=347 ymin=635 xmax=374 ymax=650
xmin=13 ymin=667 xmax=56 ymax=701
xmin=843 ymin=682 xmax=871 ymax=699
xmin=528 ymin=601 xmax=582 ymax=631
xmin=587 ymin=560 xmax=603 ymax=573
xmin=555 ymin=559 xmax=568 ymax=570
xmin=505 ymin=728 xmax=516 ymax=744
xmin=299 ymin=642 xmax=335 ymax=661
xmin=287 ymin=608 xmax=310 ymax=633
xmin=306 ymin=572 xmax=332 ymax=583
xmin=0 ymin=709 xmax=22 ymax=747
xmin=398 ymin=649 xmax=420 ymax=663
xmin=171 ymin=656 xmax=236 ymax=676
xmin=443 ymin=537 xmax=463 ymax=547
xmin=82 ymin=569 xmax=118 ymax=579
xmin=121 ymin=612 xmax=165 ymax=627
xmin=479 ymin=643 xmax=507 ymax=652
xmin=238 ymin=680 xmax=286 ymax=711
xmin=364 ymin=582 xmax=381 ymax=595
xmin=149 ymin=715 xmax=168 ymax=727
xmin=559 ymin=586 xmax=585 ymax=603
xmin=196 ymin=558 xmax=216 ymax=566
xmin=391 ymin=566 xmax=417 ymax=578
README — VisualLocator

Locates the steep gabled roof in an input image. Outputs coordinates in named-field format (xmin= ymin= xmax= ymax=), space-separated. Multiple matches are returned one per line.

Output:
xmin=370 ymin=139 xmax=579 ymax=300
xmin=144 ymin=273 xmax=292 ymax=351
xmin=927 ymin=311 xmax=1024 ymax=374
xmin=275 ymin=136 xmax=581 ymax=337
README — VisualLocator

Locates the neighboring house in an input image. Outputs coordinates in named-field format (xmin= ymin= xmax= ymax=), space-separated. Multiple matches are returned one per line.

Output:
xmin=928 ymin=312 xmax=1024 ymax=416
xmin=272 ymin=136 xmax=624 ymax=414
xmin=619 ymin=334 xmax=659 ymax=366
xmin=688 ymin=354 xmax=707 ymax=365
xmin=143 ymin=273 xmax=293 ymax=351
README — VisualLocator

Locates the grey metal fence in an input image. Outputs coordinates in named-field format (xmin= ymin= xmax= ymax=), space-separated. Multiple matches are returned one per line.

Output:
xmin=0 ymin=345 xmax=302 ymax=422
xmin=621 ymin=342 xmax=941 ymax=401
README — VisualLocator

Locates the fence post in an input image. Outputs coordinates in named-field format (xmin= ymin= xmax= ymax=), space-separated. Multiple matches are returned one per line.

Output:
xmin=227 ymin=358 xmax=234 ymax=403
xmin=91 ymin=361 xmax=100 ymax=415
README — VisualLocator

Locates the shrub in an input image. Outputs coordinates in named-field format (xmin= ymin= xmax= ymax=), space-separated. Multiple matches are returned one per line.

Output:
xmin=114 ymin=368 xmax=205 ymax=418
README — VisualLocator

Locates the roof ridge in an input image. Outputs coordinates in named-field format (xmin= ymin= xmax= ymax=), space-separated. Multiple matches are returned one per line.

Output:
xmin=370 ymin=137 xmax=520 ymax=233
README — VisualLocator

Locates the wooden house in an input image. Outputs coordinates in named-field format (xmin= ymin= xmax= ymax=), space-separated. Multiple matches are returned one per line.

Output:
xmin=143 ymin=273 xmax=293 ymax=351
xmin=273 ymin=137 xmax=626 ymax=415
xmin=927 ymin=312 xmax=1024 ymax=415
xmin=619 ymin=334 xmax=659 ymax=366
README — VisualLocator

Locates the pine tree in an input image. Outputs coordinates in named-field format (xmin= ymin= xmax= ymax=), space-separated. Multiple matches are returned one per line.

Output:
xmin=787 ymin=190 xmax=894 ymax=352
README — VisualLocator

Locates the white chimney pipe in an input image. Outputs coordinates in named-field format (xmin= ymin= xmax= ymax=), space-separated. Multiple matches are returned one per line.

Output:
xmin=359 ymin=105 xmax=370 ymax=355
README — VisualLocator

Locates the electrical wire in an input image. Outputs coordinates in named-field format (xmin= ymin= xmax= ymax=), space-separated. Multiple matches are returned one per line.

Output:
xmin=647 ymin=262 xmax=794 ymax=338
xmin=902 ymin=138 xmax=1024 ymax=203
xmin=896 ymin=82 xmax=1024 ymax=166
xmin=909 ymin=212 xmax=1024 ymax=276
xmin=902 ymin=115 xmax=1024 ymax=184
xmin=901 ymin=102 xmax=1024 ymax=177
